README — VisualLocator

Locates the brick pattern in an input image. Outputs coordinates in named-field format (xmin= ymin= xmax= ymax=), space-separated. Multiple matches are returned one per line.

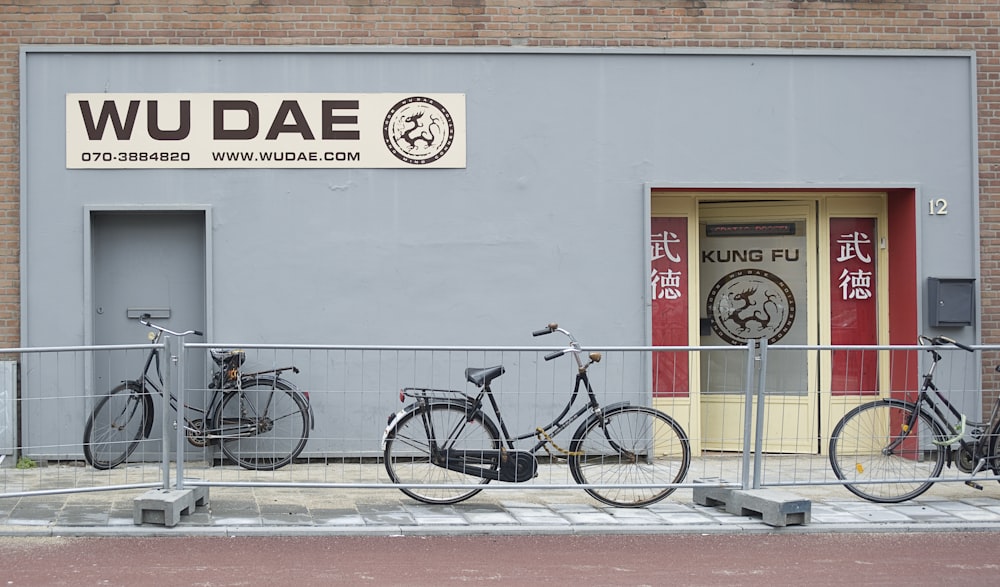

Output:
xmin=2 ymin=2 xmax=998 ymax=361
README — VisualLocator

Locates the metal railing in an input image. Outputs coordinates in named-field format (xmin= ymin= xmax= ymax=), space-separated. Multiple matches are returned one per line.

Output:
xmin=2 ymin=338 xmax=998 ymax=502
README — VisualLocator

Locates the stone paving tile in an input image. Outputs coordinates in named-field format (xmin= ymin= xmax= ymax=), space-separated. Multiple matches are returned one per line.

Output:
xmin=260 ymin=513 xmax=313 ymax=525
xmin=712 ymin=515 xmax=761 ymax=525
xmin=844 ymin=508 xmax=913 ymax=523
xmin=884 ymin=504 xmax=954 ymax=521
xmin=56 ymin=510 xmax=111 ymax=526
xmin=497 ymin=500 xmax=546 ymax=509
xmin=402 ymin=504 xmax=460 ymax=516
xmin=178 ymin=511 xmax=213 ymax=525
xmin=505 ymin=508 xmax=572 ymax=525
xmin=808 ymin=511 xmax=866 ymax=524
xmin=559 ymin=511 xmax=617 ymax=524
xmin=951 ymin=509 xmax=1000 ymax=522
xmin=656 ymin=512 xmax=718 ymax=525
xmin=645 ymin=502 xmax=695 ymax=513
xmin=604 ymin=508 xmax=669 ymax=525
xmin=462 ymin=512 xmax=518 ymax=525
xmin=959 ymin=496 xmax=1000 ymax=506
xmin=548 ymin=503 xmax=602 ymax=513
xmin=360 ymin=512 xmax=416 ymax=526
xmin=924 ymin=501 xmax=1000 ymax=521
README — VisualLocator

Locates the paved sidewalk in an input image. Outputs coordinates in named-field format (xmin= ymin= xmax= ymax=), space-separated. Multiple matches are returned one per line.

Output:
xmin=3 ymin=461 xmax=1000 ymax=536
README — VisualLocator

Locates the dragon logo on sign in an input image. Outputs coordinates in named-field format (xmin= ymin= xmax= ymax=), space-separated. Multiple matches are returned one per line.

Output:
xmin=706 ymin=268 xmax=796 ymax=345
xmin=382 ymin=96 xmax=455 ymax=165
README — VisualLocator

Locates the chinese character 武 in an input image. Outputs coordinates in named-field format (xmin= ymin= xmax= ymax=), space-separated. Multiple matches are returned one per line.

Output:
xmin=651 ymin=231 xmax=682 ymax=263
xmin=836 ymin=231 xmax=872 ymax=264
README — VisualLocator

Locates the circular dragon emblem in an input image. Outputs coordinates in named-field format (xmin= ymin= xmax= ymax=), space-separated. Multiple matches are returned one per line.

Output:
xmin=706 ymin=269 xmax=796 ymax=345
xmin=382 ymin=96 xmax=455 ymax=165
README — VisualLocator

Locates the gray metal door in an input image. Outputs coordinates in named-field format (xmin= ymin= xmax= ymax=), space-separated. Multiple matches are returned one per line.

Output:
xmin=91 ymin=210 xmax=207 ymax=459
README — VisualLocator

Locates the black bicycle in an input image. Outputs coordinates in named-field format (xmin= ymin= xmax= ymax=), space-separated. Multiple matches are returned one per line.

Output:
xmin=829 ymin=335 xmax=1000 ymax=502
xmin=83 ymin=315 xmax=313 ymax=471
xmin=381 ymin=323 xmax=691 ymax=507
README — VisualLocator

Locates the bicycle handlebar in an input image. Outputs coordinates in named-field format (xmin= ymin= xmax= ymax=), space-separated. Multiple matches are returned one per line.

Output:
xmin=533 ymin=324 xmax=558 ymax=337
xmin=533 ymin=323 xmax=587 ymax=362
xmin=139 ymin=314 xmax=204 ymax=338
xmin=918 ymin=334 xmax=973 ymax=352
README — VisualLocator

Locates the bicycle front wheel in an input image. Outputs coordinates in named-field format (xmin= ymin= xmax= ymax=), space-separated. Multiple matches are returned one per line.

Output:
xmin=384 ymin=402 xmax=501 ymax=505
xmin=829 ymin=399 xmax=945 ymax=503
xmin=83 ymin=382 xmax=153 ymax=470
xmin=215 ymin=377 xmax=310 ymax=471
xmin=568 ymin=405 xmax=691 ymax=507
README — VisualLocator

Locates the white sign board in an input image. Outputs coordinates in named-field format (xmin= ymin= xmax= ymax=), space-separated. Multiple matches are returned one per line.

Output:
xmin=67 ymin=93 xmax=466 ymax=169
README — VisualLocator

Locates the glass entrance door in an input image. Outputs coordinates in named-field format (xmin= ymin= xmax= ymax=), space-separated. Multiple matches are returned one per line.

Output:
xmin=698 ymin=202 xmax=817 ymax=453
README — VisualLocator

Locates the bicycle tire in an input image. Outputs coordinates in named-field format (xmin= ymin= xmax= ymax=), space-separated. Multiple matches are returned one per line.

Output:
xmin=214 ymin=376 xmax=310 ymax=471
xmin=829 ymin=399 xmax=946 ymax=503
xmin=988 ymin=419 xmax=1000 ymax=483
xmin=384 ymin=401 xmax=502 ymax=505
xmin=82 ymin=382 xmax=153 ymax=470
xmin=568 ymin=405 xmax=691 ymax=507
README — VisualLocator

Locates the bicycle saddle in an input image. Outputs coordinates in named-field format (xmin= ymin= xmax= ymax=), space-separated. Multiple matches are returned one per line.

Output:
xmin=465 ymin=365 xmax=505 ymax=387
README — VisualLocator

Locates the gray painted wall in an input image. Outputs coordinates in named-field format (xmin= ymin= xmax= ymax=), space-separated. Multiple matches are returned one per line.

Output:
xmin=20 ymin=48 xmax=978 ymax=457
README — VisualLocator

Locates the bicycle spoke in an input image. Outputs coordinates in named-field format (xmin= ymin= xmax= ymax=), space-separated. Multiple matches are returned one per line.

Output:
xmin=215 ymin=380 xmax=310 ymax=471
xmin=384 ymin=403 xmax=500 ymax=505
xmin=569 ymin=406 xmax=690 ymax=507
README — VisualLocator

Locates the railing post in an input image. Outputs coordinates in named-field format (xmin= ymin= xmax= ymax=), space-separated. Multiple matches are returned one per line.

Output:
xmin=752 ymin=337 xmax=768 ymax=489
xmin=160 ymin=335 xmax=173 ymax=490
xmin=173 ymin=334 xmax=187 ymax=491
xmin=741 ymin=338 xmax=757 ymax=490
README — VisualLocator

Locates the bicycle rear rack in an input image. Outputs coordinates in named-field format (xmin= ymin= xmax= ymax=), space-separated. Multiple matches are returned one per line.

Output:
xmin=400 ymin=387 xmax=471 ymax=401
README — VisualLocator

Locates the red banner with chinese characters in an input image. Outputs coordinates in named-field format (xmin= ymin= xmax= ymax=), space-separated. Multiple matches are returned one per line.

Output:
xmin=651 ymin=217 xmax=688 ymax=397
xmin=830 ymin=218 xmax=878 ymax=395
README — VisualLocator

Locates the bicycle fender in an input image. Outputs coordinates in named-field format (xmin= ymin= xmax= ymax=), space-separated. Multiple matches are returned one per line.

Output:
xmin=122 ymin=380 xmax=157 ymax=439
xmin=380 ymin=398 xmax=482 ymax=451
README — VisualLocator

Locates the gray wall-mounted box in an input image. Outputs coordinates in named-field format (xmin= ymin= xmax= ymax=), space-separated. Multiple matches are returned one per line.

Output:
xmin=928 ymin=277 xmax=976 ymax=327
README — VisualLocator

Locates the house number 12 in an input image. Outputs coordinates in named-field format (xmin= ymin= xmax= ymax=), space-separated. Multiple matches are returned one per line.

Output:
xmin=928 ymin=198 xmax=948 ymax=215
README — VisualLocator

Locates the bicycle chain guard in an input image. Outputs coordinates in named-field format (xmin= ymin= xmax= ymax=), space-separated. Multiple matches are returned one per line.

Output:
xmin=498 ymin=451 xmax=538 ymax=482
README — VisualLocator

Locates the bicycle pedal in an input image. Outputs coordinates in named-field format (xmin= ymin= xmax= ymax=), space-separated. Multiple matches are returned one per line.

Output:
xmin=965 ymin=480 xmax=984 ymax=490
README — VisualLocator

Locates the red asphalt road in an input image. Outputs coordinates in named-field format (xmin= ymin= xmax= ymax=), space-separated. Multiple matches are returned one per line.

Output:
xmin=1 ymin=532 xmax=997 ymax=586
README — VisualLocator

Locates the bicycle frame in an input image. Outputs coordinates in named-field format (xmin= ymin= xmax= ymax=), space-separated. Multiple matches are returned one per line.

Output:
xmin=135 ymin=331 xmax=304 ymax=442
xmin=383 ymin=323 xmax=691 ymax=506
xmin=391 ymin=337 xmax=634 ymax=481
xmin=900 ymin=339 xmax=1000 ymax=478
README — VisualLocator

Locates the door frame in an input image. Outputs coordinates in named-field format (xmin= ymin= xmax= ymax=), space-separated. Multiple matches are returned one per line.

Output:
xmin=82 ymin=205 xmax=213 ymax=400
xmin=647 ymin=187 xmax=907 ymax=455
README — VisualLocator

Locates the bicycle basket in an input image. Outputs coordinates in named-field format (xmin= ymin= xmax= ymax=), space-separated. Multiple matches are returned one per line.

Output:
xmin=210 ymin=348 xmax=246 ymax=367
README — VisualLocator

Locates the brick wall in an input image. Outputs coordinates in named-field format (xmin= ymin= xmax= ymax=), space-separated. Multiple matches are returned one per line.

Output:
xmin=2 ymin=0 xmax=999 ymax=354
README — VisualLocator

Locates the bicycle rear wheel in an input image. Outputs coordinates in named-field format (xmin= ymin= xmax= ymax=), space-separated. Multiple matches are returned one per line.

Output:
xmin=83 ymin=382 xmax=153 ymax=470
xmin=829 ymin=399 xmax=945 ymax=503
xmin=568 ymin=405 xmax=691 ymax=507
xmin=384 ymin=402 xmax=501 ymax=505
xmin=988 ymin=420 xmax=1000 ymax=483
xmin=214 ymin=377 xmax=310 ymax=471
